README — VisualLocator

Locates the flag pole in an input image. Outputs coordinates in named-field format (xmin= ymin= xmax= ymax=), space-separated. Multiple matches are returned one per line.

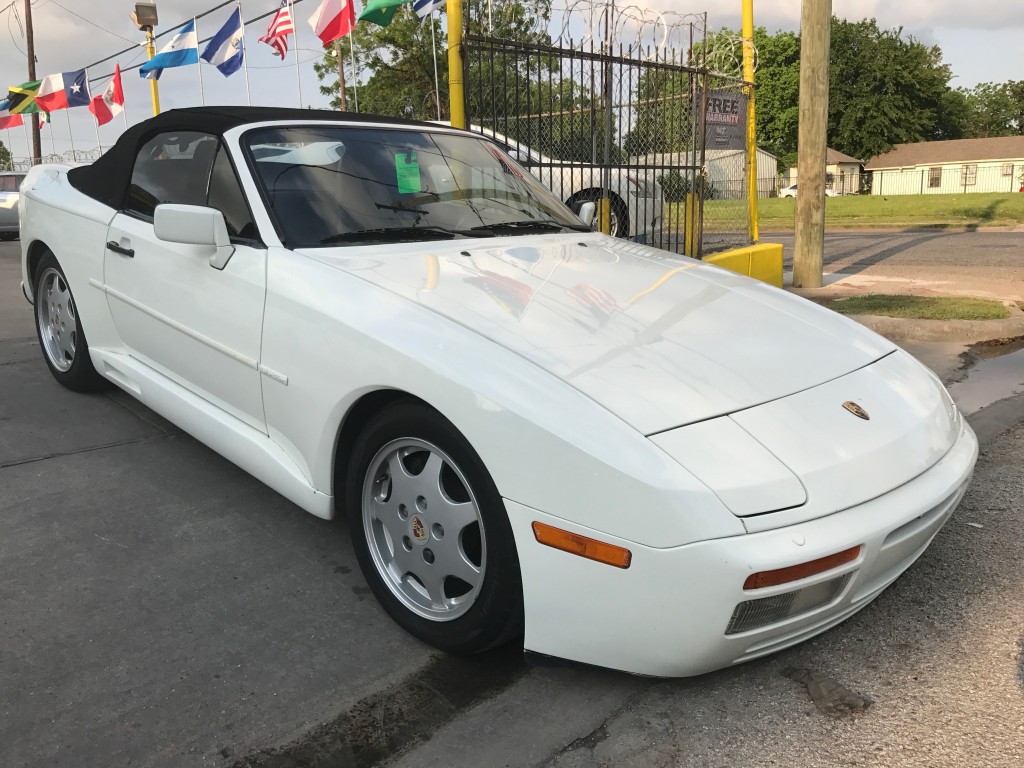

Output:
xmin=46 ymin=118 xmax=55 ymax=157
xmin=195 ymin=17 xmax=207 ymax=106
xmin=349 ymin=34 xmax=359 ymax=112
xmin=93 ymin=114 xmax=101 ymax=153
xmin=236 ymin=0 xmax=253 ymax=106
xmin=65 ymin=109 xmax=75 ymax=161
xmin=429 ymin=10 xmax=441 ymax=120
xmin=289 ymin=0 xmax=302 ymax=107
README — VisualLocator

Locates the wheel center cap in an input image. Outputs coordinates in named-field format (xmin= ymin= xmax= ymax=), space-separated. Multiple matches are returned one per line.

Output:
xmin=411 ymin=515 xmax=427 ymax=544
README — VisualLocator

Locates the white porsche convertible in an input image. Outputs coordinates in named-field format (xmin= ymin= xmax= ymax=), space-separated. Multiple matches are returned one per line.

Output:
xmin=20 ymin=107 xmax=977 ymax=677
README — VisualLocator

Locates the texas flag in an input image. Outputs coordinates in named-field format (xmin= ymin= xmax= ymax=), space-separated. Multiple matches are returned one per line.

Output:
xmin=34 ymin=70 xmax=90 ymax=112
xmin=89 ymin=65 xmax=124 ymax=126
xmin=309 ymin=0 xmax=356 ymax=46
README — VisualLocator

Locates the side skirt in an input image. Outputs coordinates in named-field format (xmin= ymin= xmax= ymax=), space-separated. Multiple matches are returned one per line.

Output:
xmin=89 ymin=347 xmax=334 ymax=520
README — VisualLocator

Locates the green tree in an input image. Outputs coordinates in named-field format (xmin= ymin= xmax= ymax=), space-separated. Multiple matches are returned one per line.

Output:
xmin=314 ymin=1 xmax=616 ymax=161
xmin=314 ymin=8 xmax=449 ymax=120
xmin=695 ymin=19 xmax=962 ymax=163
xmin=959 ymin=82 xmax=1018 ymax=137
xmin=0 ymin=141 xmax=11 ymax=171
xmin=827 ymin=18 xmax=955 ymax=159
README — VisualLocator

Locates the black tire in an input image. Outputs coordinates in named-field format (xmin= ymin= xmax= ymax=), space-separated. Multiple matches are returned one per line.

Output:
xmin=33 ymin=251 xmax=107 ymax=392
xmin=347 ymin=400 xmax=524 ymax=655
xmin=568 ymin=190 xmax=629 ymax=238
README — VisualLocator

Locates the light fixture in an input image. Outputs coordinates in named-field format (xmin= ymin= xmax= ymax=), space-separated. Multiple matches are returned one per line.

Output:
xmin=131 ymin=1 xmax=158 ymax=32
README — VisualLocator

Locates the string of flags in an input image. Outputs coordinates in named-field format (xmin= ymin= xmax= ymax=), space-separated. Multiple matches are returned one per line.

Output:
xmin=0 ymin=0 xmax=446 ymax=131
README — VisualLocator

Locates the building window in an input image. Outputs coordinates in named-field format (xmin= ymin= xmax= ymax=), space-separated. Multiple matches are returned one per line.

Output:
xmin=928 ymin=167 xmax=941 ymax=188
xmin=1002 ymin=163 xmax=1014 ymax=177
xmin=961 ymin=164 xmax=977 ymax=186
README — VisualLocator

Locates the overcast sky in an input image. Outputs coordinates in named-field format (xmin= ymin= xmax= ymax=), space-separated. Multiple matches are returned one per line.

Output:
xmin=1 ymin=0 xmax=1021 ymax=160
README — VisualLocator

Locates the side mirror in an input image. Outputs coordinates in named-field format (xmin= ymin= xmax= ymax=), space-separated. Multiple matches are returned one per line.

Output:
xmin=577 ymin=201 xmax=597 ymax=228
xmin=153 ymin=204 xmax=235 ymax=270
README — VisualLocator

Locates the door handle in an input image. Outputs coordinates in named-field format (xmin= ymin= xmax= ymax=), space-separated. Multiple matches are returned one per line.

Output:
xmin=106 ymin=240 xmax=134 ymax=258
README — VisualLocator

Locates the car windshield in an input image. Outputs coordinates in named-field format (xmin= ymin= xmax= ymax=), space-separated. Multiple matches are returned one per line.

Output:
xmin=245 ymin=125 xmax=589 ymax=248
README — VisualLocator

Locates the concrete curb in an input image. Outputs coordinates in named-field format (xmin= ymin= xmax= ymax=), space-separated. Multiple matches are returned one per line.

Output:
xmin=837 ymin=313 xmax=1024 ymax=344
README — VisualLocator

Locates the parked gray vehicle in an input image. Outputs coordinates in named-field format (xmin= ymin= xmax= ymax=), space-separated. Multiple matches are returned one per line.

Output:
xmin=0 ymin=171 xmax=26 ymax=240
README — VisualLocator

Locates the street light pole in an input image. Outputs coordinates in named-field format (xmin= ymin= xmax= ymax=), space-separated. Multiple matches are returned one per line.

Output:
xmin=145 ymin=30 xmax=161 ymax=115
xmin=132 ymin=2 xmax=161 ymax=116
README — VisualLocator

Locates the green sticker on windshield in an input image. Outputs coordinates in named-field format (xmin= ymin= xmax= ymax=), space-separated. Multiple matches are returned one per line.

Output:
xmin=395 ymin=151 xmax=421 ymax=193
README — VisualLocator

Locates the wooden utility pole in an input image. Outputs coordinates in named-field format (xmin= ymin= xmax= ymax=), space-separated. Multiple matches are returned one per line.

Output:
xmin=337 ymin=40 xmax=347 ymax=111
xmin=741 ymin=0 xmax=758 ymax=243
xmin=792 ymin=0 xmax=831 ymax=288
xmin=24 ymin=0 xmax=40 ymax=163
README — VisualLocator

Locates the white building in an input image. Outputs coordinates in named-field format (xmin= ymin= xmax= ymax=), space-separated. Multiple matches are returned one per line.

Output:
xmin=785 ymin=148 xmax=864 ymax=195
xmin=865 ymin=136 xmax=1024 ymax=195
xmin=633 ymin=147 xmax=780 ymax=199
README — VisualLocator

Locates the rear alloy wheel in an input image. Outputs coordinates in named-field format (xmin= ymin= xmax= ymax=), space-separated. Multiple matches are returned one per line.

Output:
xmin=568 ymin=191 xmax=629 ymax=238
xmin=33 ymin=252 xmax=106 ymax=392
xmin=348 ymin=401 xmax=523 ymax=654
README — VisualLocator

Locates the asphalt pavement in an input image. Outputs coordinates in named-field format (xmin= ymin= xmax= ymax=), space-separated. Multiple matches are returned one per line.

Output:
xmin=3 ymin=234 xmax=1024 ymax=767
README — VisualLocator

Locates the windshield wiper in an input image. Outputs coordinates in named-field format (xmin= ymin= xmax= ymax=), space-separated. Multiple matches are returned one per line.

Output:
xmin=468 ymin=219 xmax=591 ymax=235
xmin=320 ymin=225 xmax=466 ymax=244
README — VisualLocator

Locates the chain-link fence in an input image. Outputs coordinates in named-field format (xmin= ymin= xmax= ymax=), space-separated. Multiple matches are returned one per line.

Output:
xmin=1 ymin=148 xmax=104 ymax=171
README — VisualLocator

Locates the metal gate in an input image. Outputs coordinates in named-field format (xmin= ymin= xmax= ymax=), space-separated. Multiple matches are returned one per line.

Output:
xmin=462 ymin=4 xmax=753 ymax=257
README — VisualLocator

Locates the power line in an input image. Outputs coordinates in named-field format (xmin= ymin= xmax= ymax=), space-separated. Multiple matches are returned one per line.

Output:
xmin=85 ymin=0 xmax=309 ymax=79
xmin=46 ymin=0 xmax=137 ymax=45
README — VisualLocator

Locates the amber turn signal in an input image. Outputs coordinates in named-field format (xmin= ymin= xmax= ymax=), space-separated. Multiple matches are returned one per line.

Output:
xmin=743 ymin=545 xmax=861 ymax=590
xmin=532 ymin=522 xmax=632 ymax=569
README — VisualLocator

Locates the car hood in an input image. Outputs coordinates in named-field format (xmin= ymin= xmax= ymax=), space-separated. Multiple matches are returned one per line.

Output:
xmin=298 ymin=234 xmax=895 ymax=434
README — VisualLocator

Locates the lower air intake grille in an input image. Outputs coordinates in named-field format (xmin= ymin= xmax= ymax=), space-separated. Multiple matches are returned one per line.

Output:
xmin=725 ymin=573 xmax=852 ymax=635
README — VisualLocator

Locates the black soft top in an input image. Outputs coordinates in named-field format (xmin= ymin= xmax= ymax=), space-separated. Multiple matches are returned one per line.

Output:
xmin=67 ymin=106 xmax=428 ymax=209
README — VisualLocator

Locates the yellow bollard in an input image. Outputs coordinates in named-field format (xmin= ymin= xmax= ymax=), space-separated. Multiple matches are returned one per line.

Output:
xmin=598 ymin=198 xmax=611 ymax=235
xmin=683 ymin=192 xmax=697 ymax=257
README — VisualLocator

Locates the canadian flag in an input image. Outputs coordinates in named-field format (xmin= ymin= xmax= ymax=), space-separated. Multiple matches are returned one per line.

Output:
xmin=308 ymin=0 xmax=355 ymax=46
xmin=88 ymin=65 xmax=124 ymax=126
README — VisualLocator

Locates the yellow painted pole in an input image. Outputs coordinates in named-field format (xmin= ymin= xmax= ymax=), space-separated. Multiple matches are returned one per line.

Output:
xmin=446 ymin=0 xmax=464 ymax=128
xmin=741 ymin=0 xmax=758 ymax=242
xmin=146 ymin=30 xmax=161 ymax=116
xmin=683 ymin=192 xmax=696 ymax=256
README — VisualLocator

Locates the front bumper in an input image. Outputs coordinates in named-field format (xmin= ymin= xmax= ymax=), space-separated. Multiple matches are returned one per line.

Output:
xmin=507 ymin=418 xmax=978 ymax=677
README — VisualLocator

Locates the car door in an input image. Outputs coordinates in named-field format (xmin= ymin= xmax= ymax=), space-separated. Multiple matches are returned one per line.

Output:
xmin=103 ymin=131 xmax=268 ymax=432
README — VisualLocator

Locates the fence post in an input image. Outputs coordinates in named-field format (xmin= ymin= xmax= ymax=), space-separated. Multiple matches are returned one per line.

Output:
xmin=684 ymin=192 xmax=696 ymax=257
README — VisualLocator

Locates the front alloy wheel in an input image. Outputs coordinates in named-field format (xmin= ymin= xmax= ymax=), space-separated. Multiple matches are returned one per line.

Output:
xmin=348 ymin=401 xmax=523 ymax=654
xmin=362 ymin=438 xmax=486 ymax=621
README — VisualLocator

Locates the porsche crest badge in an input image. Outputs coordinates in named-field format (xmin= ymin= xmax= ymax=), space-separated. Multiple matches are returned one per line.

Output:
xmin=842 ymin=401 xmax=870 ymax=420
xmin=411 ymin=516 xmax=427 ymax=542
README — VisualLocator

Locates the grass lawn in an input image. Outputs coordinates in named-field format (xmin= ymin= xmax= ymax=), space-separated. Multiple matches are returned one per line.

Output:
xmin=666 ymin=192 xmax=1024 ymax=231
xmin=816 ymin=294 xmax=1010 ymax=321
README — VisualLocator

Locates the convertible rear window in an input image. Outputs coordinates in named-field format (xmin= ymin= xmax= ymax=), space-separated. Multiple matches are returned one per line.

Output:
xmin=244 ymin=126 xmax=588 ymax=248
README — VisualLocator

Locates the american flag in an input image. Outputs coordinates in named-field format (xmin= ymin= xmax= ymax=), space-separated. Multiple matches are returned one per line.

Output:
xmin=259 ymin=0 xmax=295 ymax=59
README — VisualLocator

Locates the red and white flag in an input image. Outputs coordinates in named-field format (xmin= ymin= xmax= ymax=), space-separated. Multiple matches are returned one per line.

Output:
xmin=0 ymin=113 xmax=23 ymax=130
xmin=260 ymin=0 xmax=295 ymax=59
xmin=88 ymin=65 xmax=124 ymax=126
xmin=308 ymin=0 xmax=355 ymax=46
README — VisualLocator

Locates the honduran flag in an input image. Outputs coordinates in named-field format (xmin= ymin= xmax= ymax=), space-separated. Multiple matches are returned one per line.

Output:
xmin=139 ymin=20 xmax=199 ymax=80
xmin=35 ymin=70 xmax=91 ymax=112
xmin=89 ymin=65 xmax=124 ymax=126
xmin=201 ymin=8 xmax=245 ymax=77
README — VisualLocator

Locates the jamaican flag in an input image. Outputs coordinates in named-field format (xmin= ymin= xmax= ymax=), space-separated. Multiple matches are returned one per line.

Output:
xmin=8 ymin=80 xmax=42 ymax=114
